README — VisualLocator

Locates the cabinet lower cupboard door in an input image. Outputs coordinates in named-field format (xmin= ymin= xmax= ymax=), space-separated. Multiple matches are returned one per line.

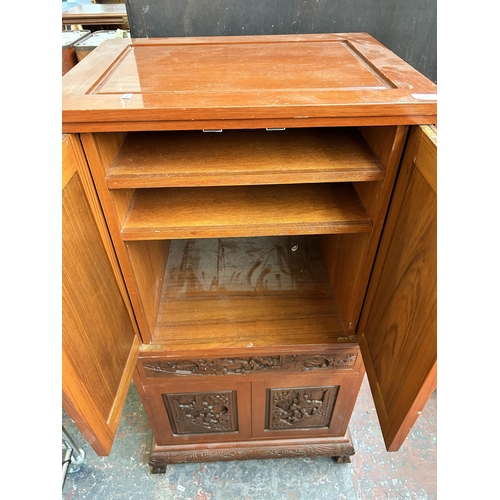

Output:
xmin=251 ymin=372 xmax=362 ymax=439
xmin=138 ymin=378 xmax=253 ymax=445
xmin=62 ymin=134 xmax=140 ymax=456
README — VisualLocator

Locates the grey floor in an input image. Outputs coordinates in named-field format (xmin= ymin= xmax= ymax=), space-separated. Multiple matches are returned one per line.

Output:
xmin=62 ymin=375 xmax=436 ymax=499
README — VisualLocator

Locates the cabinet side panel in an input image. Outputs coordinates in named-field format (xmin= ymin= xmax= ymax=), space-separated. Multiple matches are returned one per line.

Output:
xmin=125 ymin=240 xmax=171 ymax=336
xmin=320 ymin=126 xmax=408 ymax=333
xmin=80 ymin=132 xmax=153 ymax=342
xmin=358 ymin=126 xmax=437 ymax=451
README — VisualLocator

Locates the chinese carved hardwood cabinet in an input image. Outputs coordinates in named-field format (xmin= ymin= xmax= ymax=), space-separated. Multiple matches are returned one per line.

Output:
xmin=62 ymin=33 xmax=437 ymax=472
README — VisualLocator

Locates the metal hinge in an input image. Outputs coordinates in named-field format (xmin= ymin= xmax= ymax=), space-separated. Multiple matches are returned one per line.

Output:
xmin=337 ymin=335 xmax=358 ymax=343
xmin=141 ymin=344 xmax=163 ymax=351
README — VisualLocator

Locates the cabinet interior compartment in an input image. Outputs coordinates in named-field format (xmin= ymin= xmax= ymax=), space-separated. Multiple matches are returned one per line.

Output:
xmin=126 ymin=234 xmax=357 ymax=349
xmin=85 ymin=125 xmax=405 ymax=345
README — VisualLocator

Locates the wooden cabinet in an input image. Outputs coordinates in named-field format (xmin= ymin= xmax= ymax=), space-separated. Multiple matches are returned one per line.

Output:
xmin=62 ymin=33 xmax=437 ymax=471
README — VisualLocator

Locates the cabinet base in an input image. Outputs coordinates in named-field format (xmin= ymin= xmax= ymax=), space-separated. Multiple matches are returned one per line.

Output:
xmin=148 ymin=431 xmax=355 ymax=473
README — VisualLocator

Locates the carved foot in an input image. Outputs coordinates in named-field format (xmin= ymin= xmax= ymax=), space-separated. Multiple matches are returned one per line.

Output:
xmin=149 ymin=463 xmax=167 ymax=474
xmin=332 ymin=455 xmax=352 ymax=464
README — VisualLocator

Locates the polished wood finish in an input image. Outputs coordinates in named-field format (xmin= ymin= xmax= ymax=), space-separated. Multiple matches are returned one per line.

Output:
xmin=62 ymin=34 xmax=437 ymax=464
xmin=106 ymin=128 xmax=385 ymax=189
xmin=358 ymin=125 xmax=437 ymax=451
xmin=62 ymin=34 xmax=436 ymax=132
xmin=62 ymin=134 xmax=140 ymax=455
xmin=125 ymin=0 xmax=436 ymax=83
xmin=138 ymin=348 xmax=363 ymax=468
xmin=62 ymin=4 xmax=128 ymax=25
xmin=124 ymin=240 xmax=170 ymax=336
xmin=80 ymin=131 xmax=162 ymax=343
xmin=121 ymin=184 xmax=372 ymax=240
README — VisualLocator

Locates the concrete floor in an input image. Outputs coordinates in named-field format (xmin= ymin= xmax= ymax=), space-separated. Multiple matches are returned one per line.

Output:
xmin=62 ymin=375 xmax=437 ymax=499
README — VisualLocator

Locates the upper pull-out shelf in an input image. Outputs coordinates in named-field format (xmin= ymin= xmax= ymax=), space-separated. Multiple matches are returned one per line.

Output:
xmin=62 ymin=33 xmax=437 ymax=132
xmin=106 ymin=128 xmax=385 ymax=189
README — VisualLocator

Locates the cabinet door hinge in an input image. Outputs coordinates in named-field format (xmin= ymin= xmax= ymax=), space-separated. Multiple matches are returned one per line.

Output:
xmin=140 ymin=344 xmax=163 ymax=351
xmin=337 ymin=335 xmax=358 ymax=343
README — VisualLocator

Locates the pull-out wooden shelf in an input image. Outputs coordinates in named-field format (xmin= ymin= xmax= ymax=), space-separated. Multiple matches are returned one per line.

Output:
xmin=106 ymin=128 xmax=385 ymax=189
xmin=121 ymin=183 xmax=372 ymax=240
xmin=145 ymin=235 xmax=348 ymax=349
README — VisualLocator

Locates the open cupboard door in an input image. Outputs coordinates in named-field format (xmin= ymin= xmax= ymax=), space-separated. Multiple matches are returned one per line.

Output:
xmin=358 ymin=125 xmax=437 ymax=452
xmin=62 ymin=134 xmax=141 ymax=456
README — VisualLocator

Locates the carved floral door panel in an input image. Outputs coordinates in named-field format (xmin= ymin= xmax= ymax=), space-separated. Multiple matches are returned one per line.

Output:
xmin=138 ymin=377 xmax=252 ymax=445
xmin=251 ymin=372 xmax=364 ymax=439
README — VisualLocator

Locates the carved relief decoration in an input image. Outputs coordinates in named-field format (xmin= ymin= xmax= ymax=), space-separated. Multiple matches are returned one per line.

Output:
xmin=163 ymin=391 xmax=238 ymax=434
xmin=268 ymin=386 xmax=339 ymax=429
xmin=143 ymin=352 xmax=357 ymax=378
xmin=149 ymin=441 xmax=355 ymax=467
xmin=289 ymin=353 xmax=359 ymax=371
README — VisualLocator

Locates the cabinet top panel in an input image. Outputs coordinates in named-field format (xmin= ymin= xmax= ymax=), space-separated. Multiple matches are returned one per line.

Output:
xmin=62 ymin=33 xmax=437 ymax=132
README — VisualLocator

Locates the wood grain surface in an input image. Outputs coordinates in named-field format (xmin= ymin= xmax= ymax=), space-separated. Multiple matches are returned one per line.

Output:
xmin=358 ymin=125 xmax=437 ymax=451
xmin=106 ymin=128 xmax=385 ymax=188
xmin=121 ymin=183 xmax=372 ymax=240
xmin=62 ymin=33 xmax=437 ymax=132
xmin=62 ymin=134 xmax=140 ymax=456
xmin=149 ymin=236 xmax=347 ymax=348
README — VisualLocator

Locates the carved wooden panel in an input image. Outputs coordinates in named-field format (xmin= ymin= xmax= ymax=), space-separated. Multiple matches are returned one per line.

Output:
xmin=149 ymin=431 xmax=355 ymax=469
xmin=267 ymin=386 xmax=339 ymax=430
xmin=163 ymin=391 xmax=238 ymax=435
xmin=142 ymin=352 xmax=359 ymax=378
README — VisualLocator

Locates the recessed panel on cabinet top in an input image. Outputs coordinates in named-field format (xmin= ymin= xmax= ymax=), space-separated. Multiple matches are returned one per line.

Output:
xmin=62 ymin=33 xmax=437 ymax=131
xmin=98 ymin=40 xmax=385 ymax=94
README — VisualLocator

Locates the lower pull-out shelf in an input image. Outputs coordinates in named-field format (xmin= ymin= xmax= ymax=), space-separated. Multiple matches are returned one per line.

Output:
xmin=121 ymin=183 xmax=372 ymax=240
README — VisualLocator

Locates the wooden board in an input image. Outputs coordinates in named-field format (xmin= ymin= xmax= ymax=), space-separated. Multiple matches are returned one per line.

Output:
xmin=106 ymin=128 xmax=385 ymax=188
xmin=62 ymin=4 xmax=127 ymax=25
xmin=62 ymin=33 xmax=437 ymax=132
xmin=121 ymin=184 xmax=372 ymax=240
